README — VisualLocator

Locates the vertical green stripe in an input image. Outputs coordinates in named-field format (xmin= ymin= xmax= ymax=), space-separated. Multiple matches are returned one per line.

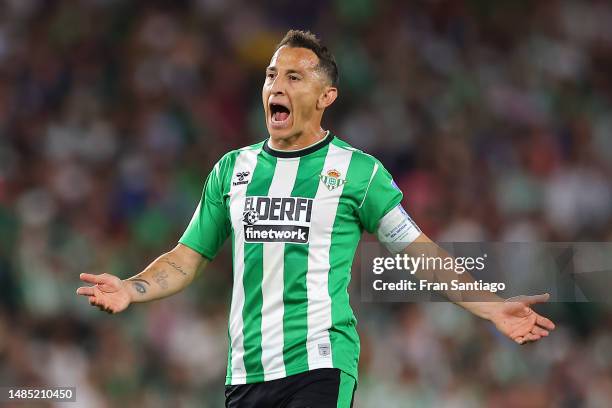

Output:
xmin=337 ymin=371 xmax=356 ymax=408
xmin=282 ymin=145 xmax=330 ymax=375
xmin=242 ymin=152 xmax=277 ymax=383
xmin=328 ymin=145 xmax=376 ymax=381
xmin=242 ymin=244 xmax=264 ymax=382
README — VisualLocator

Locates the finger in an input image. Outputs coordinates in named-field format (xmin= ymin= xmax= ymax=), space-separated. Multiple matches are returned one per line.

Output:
xmin=80 ymin=273 xmax=108 ymax=285
xmin=535 ymin=314 xmax=555 ymax=330
xmin=531 ymin=326 xmax=549 ymax=337
xmin=516 ymin=337 xmax=530 ymax=345
xmin=509 ymin=326 xmax=529 ymax=339
xmin=89 ymin=297 xmax=106 ymax=310
xmin=76 ymin=287 xmax=95 ymax=296
xmin=524 ymin=333 xmax=541 ymax=342
xmin=522 ymin=293 xmax=550 ymax=305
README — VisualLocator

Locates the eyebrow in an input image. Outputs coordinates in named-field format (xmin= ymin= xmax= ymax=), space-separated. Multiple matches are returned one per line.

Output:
xmin=265 ymin=67 xmax=303 ymax=75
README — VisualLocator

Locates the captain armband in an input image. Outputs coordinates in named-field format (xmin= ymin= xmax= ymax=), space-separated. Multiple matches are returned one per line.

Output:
xmin=376 ymin=205 xmax=421 ymax=254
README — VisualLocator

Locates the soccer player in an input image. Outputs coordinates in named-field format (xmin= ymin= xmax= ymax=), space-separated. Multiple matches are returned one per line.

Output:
xmin=77 ymin=30 xmax=555 ymax=407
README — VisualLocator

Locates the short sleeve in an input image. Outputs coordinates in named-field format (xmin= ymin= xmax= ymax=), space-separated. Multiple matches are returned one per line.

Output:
xmin=357 ymin=161 xmax=403 ymax=233
xmin=179 ymin=160 xmax=231 ymax=260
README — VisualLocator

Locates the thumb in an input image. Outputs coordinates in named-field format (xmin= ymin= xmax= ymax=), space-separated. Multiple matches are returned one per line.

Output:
xmin=506 ymin=293 xmax=550 ymax=306
xmin=520 ymin=293 xmax=550 ymax=306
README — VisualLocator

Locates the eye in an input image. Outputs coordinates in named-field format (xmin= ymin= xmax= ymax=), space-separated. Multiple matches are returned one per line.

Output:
xmin=266 ymin=72 xmax=275 ymax=80
xmin=289 ymin=74 xmax=300 ymax=81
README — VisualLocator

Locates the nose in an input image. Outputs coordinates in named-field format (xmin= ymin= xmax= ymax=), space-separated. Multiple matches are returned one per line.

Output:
xmin=270 ymin=75 xmax=285 ymax=95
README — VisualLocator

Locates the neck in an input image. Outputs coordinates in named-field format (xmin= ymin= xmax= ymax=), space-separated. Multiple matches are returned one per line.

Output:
xmin=269 ymin=127 xmax=327 ymax=151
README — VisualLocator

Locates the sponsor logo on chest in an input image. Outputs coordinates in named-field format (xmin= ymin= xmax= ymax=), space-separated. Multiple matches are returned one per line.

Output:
xmin=242 ymin=196 xmax=313 ymax=244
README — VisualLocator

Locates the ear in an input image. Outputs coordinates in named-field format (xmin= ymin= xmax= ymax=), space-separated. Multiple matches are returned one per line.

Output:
xmin=317 ymin=86 xmax=338 ymax=110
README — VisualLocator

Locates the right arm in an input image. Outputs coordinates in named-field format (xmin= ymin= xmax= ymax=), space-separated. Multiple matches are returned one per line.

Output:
xmin=124 ymin=243 xmax=208 ymax=303
xmin=79 ymin=153 xmax=231 ymax=313
xmin=76 ymin=243 xmax=207 ymax=313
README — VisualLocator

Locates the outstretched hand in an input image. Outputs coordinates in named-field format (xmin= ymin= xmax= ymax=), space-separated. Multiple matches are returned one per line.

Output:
xmin=490 ymin=293 xmax=555 ymax=344
xmin=76 ymin=273 xmax=131 ymax=314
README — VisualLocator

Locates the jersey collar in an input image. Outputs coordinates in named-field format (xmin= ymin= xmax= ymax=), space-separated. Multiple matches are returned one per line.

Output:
xmin=263 ymin=131 xmax=334 ymax=158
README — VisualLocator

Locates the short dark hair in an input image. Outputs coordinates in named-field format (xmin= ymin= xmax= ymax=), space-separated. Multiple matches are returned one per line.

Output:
xmin=276 ymin=30 xmax=339 ymax=87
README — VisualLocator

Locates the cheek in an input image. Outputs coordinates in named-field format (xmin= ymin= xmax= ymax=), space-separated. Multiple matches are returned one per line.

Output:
xmin=262 ymin=89 xmax=269 ymax=110
xmin=293 ymin=93 xmax=317 ymax=118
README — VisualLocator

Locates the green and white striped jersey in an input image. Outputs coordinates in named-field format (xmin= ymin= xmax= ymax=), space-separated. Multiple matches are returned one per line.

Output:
xmin=179 ymin=132 xmax=420 ymax=385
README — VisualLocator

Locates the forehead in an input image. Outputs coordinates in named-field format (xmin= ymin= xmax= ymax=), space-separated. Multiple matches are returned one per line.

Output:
xmin=268 ymin=45 xmax=320 ymax=72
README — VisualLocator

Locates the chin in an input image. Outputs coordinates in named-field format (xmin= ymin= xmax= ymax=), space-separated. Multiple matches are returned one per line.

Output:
xmin=267 ymin=124 xmax=295 ymax=140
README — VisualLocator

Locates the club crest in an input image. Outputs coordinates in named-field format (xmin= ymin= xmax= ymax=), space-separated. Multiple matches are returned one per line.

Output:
xmin=319 ymin=169 xmax=347 ymax=191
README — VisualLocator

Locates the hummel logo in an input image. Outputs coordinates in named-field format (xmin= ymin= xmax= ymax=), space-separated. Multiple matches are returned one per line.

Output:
xmin=233 ymin=171 xmax=250 ymax=186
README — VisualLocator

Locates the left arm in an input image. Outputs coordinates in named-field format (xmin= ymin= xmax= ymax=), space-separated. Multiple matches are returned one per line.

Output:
xmin=404 ymin=233 xmax=555 ymax=344
xmin=356 ymin=159 xmax=555 ymax=344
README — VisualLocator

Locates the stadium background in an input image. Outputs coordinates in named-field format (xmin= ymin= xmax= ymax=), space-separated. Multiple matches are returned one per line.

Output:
xmin=1 ymin=0 xmax=612 ymax=406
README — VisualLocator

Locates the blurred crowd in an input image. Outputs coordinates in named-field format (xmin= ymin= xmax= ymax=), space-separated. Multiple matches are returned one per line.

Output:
xmin=1 ymin=0 xmax=612 ymax=406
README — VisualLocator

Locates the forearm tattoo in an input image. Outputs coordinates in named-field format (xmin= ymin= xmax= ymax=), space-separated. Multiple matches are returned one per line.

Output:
xmin=153 ymin=271 xmax=169 ymax=289
xmin=163 ymin=260 xmax=188 ymax=276
xmin=127 ymin=278 xmax=150 ymax=295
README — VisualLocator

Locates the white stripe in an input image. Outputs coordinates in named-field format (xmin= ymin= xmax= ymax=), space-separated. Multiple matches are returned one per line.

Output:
xmin=228 ymin=148 xmax=261 ymax=384
xmin=260 ymin=159 xmax=300 ymax=380
xmin=306 ymin=143 xmax=353 ymax=369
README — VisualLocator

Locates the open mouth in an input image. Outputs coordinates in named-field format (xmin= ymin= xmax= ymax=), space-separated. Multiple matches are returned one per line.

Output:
xmin=269 ymin=102 xmax=291 ymax=127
